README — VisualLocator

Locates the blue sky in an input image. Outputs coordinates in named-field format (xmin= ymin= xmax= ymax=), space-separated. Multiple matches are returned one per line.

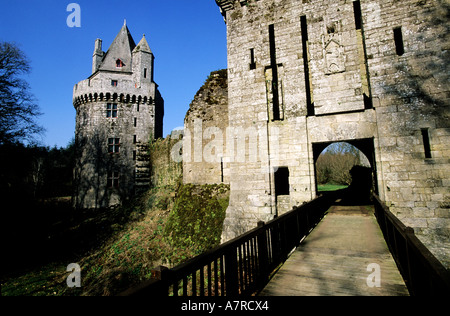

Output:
xmin=0 ymin=0 xmax=227 ymax=147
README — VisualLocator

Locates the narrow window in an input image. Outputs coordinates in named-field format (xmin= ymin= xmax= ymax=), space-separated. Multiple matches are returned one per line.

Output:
xmin=136 ymin=104 xmax=140 ymax=112
xmin=133 ymin=150 xmax=136 ymax=161
xmin=275 ymin=167 xmax=290 ymax=196
xmin=113 ymin=104 xmax=118 ymax=117
xmin=249 ymin=48 xmax=256 ymax=70
xmin=133 ymin=135 xmax=137 ymax=144
xmin=353 ymin=0 xmax=373 ymax=109
xmin=107 ymin=171 xmax=120 ymax=188
xmin=220 ymin=157 xmax=224 ymax=183
xmin=106 ymin=103 xmax=118 ymax=118
xmin=144 ymin=68 xmax=147 ymax=78
xmin=134 ymin=117 xmax=137 ymax=127
xmin=269 ymin=24 xmax=280 ymax=121
xmin=108 ymin=138 xmax=120 ymax=154
xmin=353 ymin=0 xmax=362 ymax=30
xmin=301 ymin=16 xmax=314 ymax=116
xmin=394 ymin=27 xmax=404 ymax=56
xmin=421 ymin=128 xmax=432 ymax=158
xmin=111 ymin=80 xmax=118 ymax=87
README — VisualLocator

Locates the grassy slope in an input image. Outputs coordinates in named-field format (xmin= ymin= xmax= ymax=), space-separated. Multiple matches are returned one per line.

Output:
xmin=1 ymin=183 xmax=230 ymax=296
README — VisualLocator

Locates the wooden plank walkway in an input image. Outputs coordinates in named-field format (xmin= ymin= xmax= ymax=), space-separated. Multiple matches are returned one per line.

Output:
xmin=259 ymin=205 xmax=410 ymax=296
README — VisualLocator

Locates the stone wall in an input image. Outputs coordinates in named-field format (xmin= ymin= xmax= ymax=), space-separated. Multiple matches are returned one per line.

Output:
xmin=363 ymin=0 xmax=450 ymax=264
xmin=150 ymin=132 xmax=183 ymax=187
xmin=183 ymin=69 xmax=230 ymax=185
xmin=215 ymin=0 xmax=449 ymax=267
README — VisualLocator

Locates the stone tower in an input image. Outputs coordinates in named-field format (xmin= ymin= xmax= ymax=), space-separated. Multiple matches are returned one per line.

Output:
xmin=214 ymin=0 xmax=449 ymax=266
xmin=73 ymin=22 xmax=164 ymax=209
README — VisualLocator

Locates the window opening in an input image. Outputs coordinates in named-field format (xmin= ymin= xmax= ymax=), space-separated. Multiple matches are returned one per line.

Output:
xmin=111 ymin=80 xmax=118 ymax=87
xmin=421 ymin=128 xmax=432 ymax=158
xmin=108 ymin=138 xmax=120 ymax=154
xmin=301 ymin=16 xmax=314 ymax=116
xmin=353 ymin=0 xmax=373 ymax=109
xmin=353 ymin=0 xmax=362 ymax=30
xmin=106 ymin=103 xmax=118 ymax=118
xmin=249 ymin=48 xmax=256 ymax=70
xmin=394 ymin=27 xmax=404 ymax=56
xmin=220 ymin=157 xmax=224 ymax=183
xmin=274 ymin=167 xmax=290 ymax=196
xmin=269 ymin=24 xmax=281 ymax=121
xmin=116 ymin=59 xmax=124 ymax=68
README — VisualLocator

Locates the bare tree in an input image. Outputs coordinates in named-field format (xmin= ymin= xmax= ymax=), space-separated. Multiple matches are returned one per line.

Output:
xmin=0 ymin=42 xmax=43 ymax=144
xmin=316 ymin=142 xmax=361 ymax=185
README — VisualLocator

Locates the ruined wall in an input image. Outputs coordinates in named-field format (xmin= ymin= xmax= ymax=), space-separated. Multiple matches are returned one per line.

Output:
xmin=183 ymin=69 xmax=230 ymax=185
xmin=215 ymin=0 xmax=449 ymax=266
xmin=150 ymin=132 xmax=183 ymax=187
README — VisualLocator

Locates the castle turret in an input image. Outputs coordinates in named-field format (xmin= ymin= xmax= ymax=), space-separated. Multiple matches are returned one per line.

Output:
xmin=73 ymin=23 xmax=164 ymax=209
xmin=133 ymin=35 xmax=154 ymax=84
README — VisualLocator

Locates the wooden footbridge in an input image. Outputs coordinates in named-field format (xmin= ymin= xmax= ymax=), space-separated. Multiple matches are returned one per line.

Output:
xmin=260 ymin=205 xmax=408 ymax=296
xmin=121 ymin=192 xmax=450 ymax=297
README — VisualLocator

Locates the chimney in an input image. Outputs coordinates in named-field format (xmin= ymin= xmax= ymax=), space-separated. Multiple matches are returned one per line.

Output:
xmin=92 ymin=38 xmax=103 ymax=74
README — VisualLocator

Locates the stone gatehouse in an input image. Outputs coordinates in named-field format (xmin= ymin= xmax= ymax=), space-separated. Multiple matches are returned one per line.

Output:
xmin=201 ymin=0 xmax=450 ymax=266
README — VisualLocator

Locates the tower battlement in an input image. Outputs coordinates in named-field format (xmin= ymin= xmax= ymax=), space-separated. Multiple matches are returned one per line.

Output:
xmin=73 ymin=77 xmax=157 ymax=109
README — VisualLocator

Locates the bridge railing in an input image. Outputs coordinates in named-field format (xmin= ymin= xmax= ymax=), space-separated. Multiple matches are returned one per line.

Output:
xmin=372 ymin=194 xmax=450 ymax=296
xmin=120 ymin=193 xmax=337 ymax=296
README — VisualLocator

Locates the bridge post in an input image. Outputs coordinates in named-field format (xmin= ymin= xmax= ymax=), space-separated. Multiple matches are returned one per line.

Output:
xmin=257 ymin=221 xmax=270 ymax=289
xmin=151 ymin=265 xmax=170 ymax=295
xmin=151 ymin=265 xmax=169 ymax=280
xmin=225 ymin=246 xmax=239 ymax=295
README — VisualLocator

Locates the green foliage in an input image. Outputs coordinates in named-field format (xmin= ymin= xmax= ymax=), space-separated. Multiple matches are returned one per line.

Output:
xmin=1 ymin=263 xmax=70 ymax=296
xmin=163 ymin=183 xmax=229 ymax=265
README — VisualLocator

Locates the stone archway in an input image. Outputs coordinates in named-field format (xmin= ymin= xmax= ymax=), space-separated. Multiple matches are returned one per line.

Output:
xmin=312 ymin=138 xmax=378 ymax=199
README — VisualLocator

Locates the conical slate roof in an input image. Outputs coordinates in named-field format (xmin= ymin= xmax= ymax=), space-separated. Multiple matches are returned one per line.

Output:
xmin=133 ymin=34 xmax=152 ymax=54
xmin=98 ymin=21 xmax=137 ymax=72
